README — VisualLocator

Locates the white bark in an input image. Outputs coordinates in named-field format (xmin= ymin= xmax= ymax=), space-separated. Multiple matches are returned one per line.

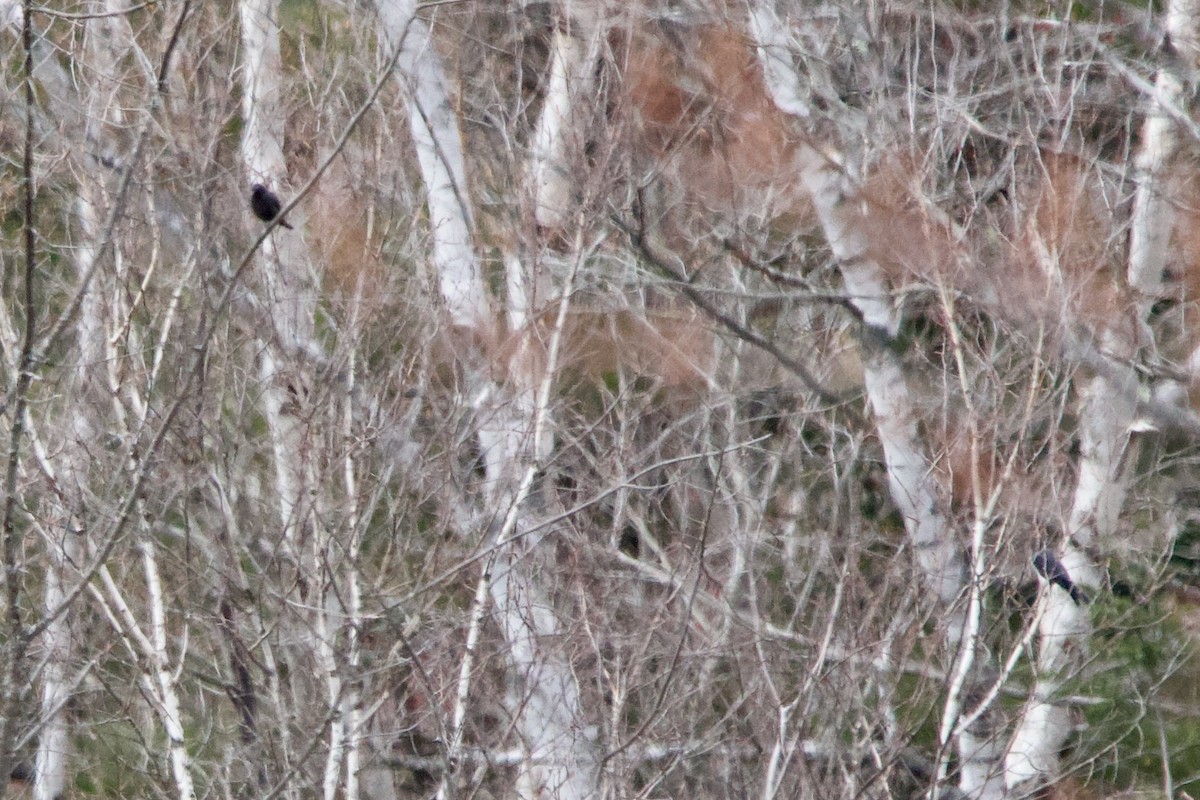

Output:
xmin=75 ymin=37 xmax=196 ymax=780
xmin=141 ymin=545 xmax=196 ymax=800
xmin=1128 ymin=0 xmax=1200 ymax=301
xmin=490 ymin=554 xmax=595 ymax=799
xmin=939 ymin=295 xmax=1012 ymax=800
xmin=34 ymin=4 xmax=146 ymax=794
xmin=240 ymin=0 xmax=290 ymax=200
xmin=340 ymin=316 xmax=365 ymax=800
xmin=35 ymin=525 xmax=74 ymax=800
xmin=240 ymin=0 xmax=316 ymax=553
xmin=90 ymin=562 xmax=195 ymax=800
xmin=1129 ymin=0 xmax=1200 ymax=407
xmin=529 ymin=29 xmax=595 ymax=232
xmin=797 ymin=150 xmax=1003 ymax=798
xmin=483 ymin=251 xmax=595 ymax=800
xmin=795 ymin=151 xmax=964 ymax=609
xmin=239 ymin=1 xmax=317 ymax=546
xmin=319 ymin=608 xmax=346 ymax=800
xmin=1006 ymin=351 xmax=1136 ymax=791
xmin=0 ymin=2 xmax=80 ymax=145
xmin=1008 ymin=1 xmax=1188 ymax=779
xmin=1004 ymin=560 xmax=1088 ymax=788
xmin=33 ymin=180 xmax=106 ymax=800
xmin=378 ymin=0 xmax=490 ymax=334
xmin=1068 ymin=363 xmax=1138 ymax=554
xmin=747 ymin=9 xmax=987 ymax=795
xmin=375 ymin=12 xmax=492 ymax=790
xmin=378 ymin=3 xmax=597 ymax=797
xmin=241 ymin=7 xmax=349 ymax=800
xmin=746 ymin=2 xmax=810 ymax=119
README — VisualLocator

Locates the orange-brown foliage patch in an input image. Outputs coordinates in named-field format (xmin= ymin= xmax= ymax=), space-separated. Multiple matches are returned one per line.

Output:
xmin=498 ymin=308 xmax=715 ymax=395
xmin=308 ymin=155 xmax=389 ymax=300
xmin=1013 ymin=152 xmax=1140 ymax=352
xmin=614 ymin=22 xmax=809 ymax=222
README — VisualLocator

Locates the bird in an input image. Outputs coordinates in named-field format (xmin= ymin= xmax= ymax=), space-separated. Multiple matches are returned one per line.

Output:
xmin=249 ymin=183 xmax=293 ymax=229
xmin=1032 ymin=548 xmax=1088 ymax=605
xmin=8 ymin=761 xmax=32 ymax=794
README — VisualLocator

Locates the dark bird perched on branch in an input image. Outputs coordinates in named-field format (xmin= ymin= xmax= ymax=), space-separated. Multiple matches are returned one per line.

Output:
xmin=8 ymin=761 xmax=32 ymax=794
xmin=1032 ymin=548 xmax=1089 ymax=605
xmin=250 ymin=183 xmax=293 ymax=229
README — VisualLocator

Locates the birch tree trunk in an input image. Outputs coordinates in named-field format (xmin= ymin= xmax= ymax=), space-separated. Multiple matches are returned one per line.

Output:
xmin=378 ymin=1 xmax=489 ymax=336
xmin=795 ymin=146 xmax=1006 ymax=799
xmin=1128 ymin=0 xmax=1200 ymax=303
xmin=746 ymin=4 xmax=966 ymax=616
xmin=240 ymin=5 xmax=346 ymax=800
xmin=238 ymin=9 xmax=302 ymax=781
xmin=487 ymin=252 xmax=596 ymax=800
xmin=378 ymin=2 xmax=598 ymax=796
xmin=85 ymin=7 xmax=196 ymax=796
xmin=1004 ymin=4 xmax=1200 ymax=788
xmin=529 ymin=17 xmax=600 ymax=236
xmin=745 ymin=6 xmax=1002 ymax=796
xmin=2 ymin=6 xmax=67 ymax=792
xmin=34 ymin=201 xmax=96 ymax=800
xmin=29 ymin=5 xmax=101 ymax=790
xmin=1004 ymin=336 xmax=1136 ymax=790
xmin=240 ymin=0 xmax=316 ymax=546
xmin=32 ymin=4 xmax=151 ymax=796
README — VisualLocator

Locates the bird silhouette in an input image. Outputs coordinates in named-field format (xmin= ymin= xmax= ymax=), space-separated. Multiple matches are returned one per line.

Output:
xmin=250 ymin=183 xmax=293 ymax=229
xmin=8 ymin=761 xmax=32 ymax=794
xmin=1032 ymin=548 xmax=1088 ymax=605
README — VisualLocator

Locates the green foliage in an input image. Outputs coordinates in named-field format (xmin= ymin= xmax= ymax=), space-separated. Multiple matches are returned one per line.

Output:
xmin=72 ymin=721 xmax=159 ymax=798
xmin=1077 ymin=586 xmax=1200 ymax=793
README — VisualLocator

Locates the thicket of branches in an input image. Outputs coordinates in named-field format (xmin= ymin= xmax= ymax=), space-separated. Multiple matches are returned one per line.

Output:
xmin=3 ymin=1 xmax=1200 ymax=799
